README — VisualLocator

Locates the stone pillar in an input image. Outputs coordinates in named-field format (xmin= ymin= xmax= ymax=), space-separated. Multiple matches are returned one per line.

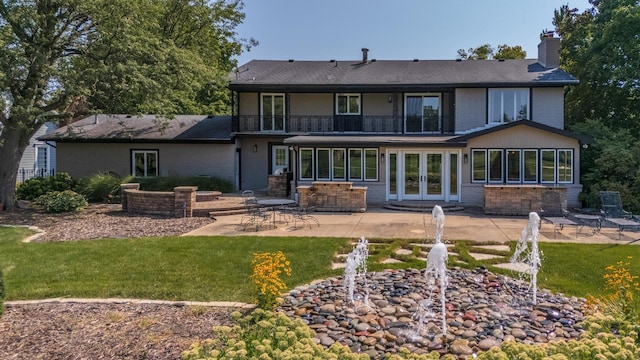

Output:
xmin=174 ymin=186 xmax=197 ymax=217
xmin=120 ymin=183 xmax=140 ymax=212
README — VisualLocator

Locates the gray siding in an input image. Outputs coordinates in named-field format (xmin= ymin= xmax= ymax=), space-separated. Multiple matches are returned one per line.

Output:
xmin=57 ymin=143 xmax=236 ymax=185
xmin=532 ymin=88 xmax=564 ymax=129
xmin=455 ymin=89 xmax=486 ymax=132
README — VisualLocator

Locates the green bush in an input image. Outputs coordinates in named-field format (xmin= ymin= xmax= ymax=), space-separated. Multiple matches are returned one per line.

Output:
xmin=134 ymin=176 xmax=234 ymax=193
xmin=16 ymin=173 xmax=76 ymax=200
xmin=75 ymin=172 xmax=132 ymax=203
xmin=35 ymin=190 xmax=88 ymax=213
xmin=0 ymin=267 xmax=4 ymax=318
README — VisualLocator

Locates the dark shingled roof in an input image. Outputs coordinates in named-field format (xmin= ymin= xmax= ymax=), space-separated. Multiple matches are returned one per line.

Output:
xmin=38 ymin=114 xmax=233 ymax=143
xmin=229 ymin=59 xmax=578 ymax=91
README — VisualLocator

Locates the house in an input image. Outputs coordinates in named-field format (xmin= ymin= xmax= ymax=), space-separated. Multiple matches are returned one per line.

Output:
xmin=17 ymin=122 xmax=57 ymax=183
xmin=229 ymin=36 xmax=588 ymax=214
xmin=39 ymin=115 xmax=237 ymax=187
xmin=41 ymin=36 xmax=588 ymax=215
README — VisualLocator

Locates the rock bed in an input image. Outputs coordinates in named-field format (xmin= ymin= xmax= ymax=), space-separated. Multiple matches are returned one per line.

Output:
xmin=278 ymin=267 xmax=585 ymax=359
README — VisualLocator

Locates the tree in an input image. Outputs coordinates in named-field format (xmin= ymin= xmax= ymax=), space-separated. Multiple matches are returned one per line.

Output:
xmin=553 ymin=0 xmax=640 ymax=210
xmin=0 ymin=0 xmax=254 ymax=210
xmin=456 ymin=44 xmax=526 ymax=60
xmin=495 ymin=44 xmax=526 ymax=59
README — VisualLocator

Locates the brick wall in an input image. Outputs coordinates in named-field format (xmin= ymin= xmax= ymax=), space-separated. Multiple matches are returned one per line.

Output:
xmin=298 ymin=181 xmax=367 ymax=212
xmin=483 ymin=185 xmax=567 ymax=216
xmin=122 ymin=183 xmax=198 ymax=217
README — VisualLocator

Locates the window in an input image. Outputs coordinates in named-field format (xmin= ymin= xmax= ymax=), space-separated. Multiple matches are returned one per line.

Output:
xmin=316 ymin=148 xmax=330 ymax=180
xmin=364 ymin=149 xmax=378 ymax=181
xmin=472 ymin=149 xmax=486 ymax=182
xmin=506 ymin=150 xmax=521 ymax=183
xmin=389 ymin=153 xmax=397 ymax=196
xmin=523 ymin=150 xmax=538 ymax=183
xmin=132 ymin=150 xmax=158 ymax=177
xmin=488 ymin=88 xmax=529 ymax=123
xmin=541 ymin=149 xmax=556 ymax=183
xmin=261 ymin=93 xmax=285 ymax=131
xmin=337 ymin=94 xmax=360 ymax=115
xmin=488 ymin=149 xmax=503 ymax=182
xmin=35 ymin=145 xmax=49 ymax=175
xmin=272 ymin=145 xmax=289 ymax=174
xmin=405 ymin=94 xmax=441 ymax=132
xmin=332 ymin=149 xmax=346 ymax=180
xmin=557 ymin=150 xmax=573 ymax=183
xmin=299 ymin=148 xmax=314 ymax=180
xmin=349 ymin=149 xmax=362 ymax=180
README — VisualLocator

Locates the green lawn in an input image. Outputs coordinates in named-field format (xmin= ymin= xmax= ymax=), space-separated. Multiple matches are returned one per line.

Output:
xmin=0 ymin=226 xmax=346 ymax=302
xmin=2 ymin=225 xmax=639 ymax=302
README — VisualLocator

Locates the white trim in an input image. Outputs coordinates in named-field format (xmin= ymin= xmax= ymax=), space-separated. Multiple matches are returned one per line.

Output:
xmin=336 ymin=93 xmax=361 ymax=115
xmin=404 ymin=93 xmax=442 ymax=133
xmin=260 ymin=93 xmax=286 ymax=132
xmin=506 ymin=149 xmax=521 ymax=183
xmin=523 ymin=149 xmax=538 ymax=183
xmin=488 ymin=149 xmax=503 ymax=183
xmin=557 ymin=149 xmax=573 ymax=184
xmin=488 ymin=88 xmax=530 ymax=123
xmin=540 ymin=149 xmax=556 ymax=183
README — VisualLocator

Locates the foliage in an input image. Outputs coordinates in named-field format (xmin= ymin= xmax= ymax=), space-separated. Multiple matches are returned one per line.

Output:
xmin=75 ymin=172 xmax=132 ymax=203
xmin=35 ymin=190 xmax=88 ymax=213
xmin=456 ymin=44 xmax=526 ymax=60
xmin=182 ymin=308 xmax=370 ymax=360
xmin=585 ymin=258 xmax=640 ymax=324
xmin=0 ymin=0 xmax=254 ymax=210
xmin=553 ymin=1 xmax=640 ymax=211
xmin=250 ymin=251 xmax=292 ymax=309
xmin=16 ymin=173 xmax=76 ymax=201
xmin=133 ymin=175 xmax=234 ymax=193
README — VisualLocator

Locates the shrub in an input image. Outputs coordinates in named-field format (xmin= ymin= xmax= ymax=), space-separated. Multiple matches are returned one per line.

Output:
xmin=133 ymin=176 xmax=234 ymax=193
xmin=182 ymin=309 xmax=373 ymax=360
xmin=250 ymin=251 xmax=292 ymax=309
xmin=0 ymin=267 xmax=4 ymax=318
xmin=16 ymin=173 xmax=75 ymax=200
xmin=75 ymin=172 xmax=132 ymax=203
xmin=35 ymin=190 xmax=88 ymax=213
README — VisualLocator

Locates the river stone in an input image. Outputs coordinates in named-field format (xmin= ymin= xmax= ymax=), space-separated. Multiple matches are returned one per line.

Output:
xmin=478 ymin=338 xmax=501 ymax=351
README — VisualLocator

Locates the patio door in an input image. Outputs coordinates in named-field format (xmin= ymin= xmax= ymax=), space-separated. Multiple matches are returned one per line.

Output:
xmin=403 ymin=151 xmax=443 ymax=200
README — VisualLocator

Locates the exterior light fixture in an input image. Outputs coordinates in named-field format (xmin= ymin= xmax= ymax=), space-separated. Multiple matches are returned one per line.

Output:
xmin=253 ymin=144 xmax=258 ymax=153
xmin=463 ymin=153 xmax=469 ymax=164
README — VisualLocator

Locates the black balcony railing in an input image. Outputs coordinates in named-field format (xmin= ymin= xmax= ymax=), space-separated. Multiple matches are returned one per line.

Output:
xmin=17 ymin=168 xmax=56 ymax=183
xmin=234 ymin=115 xmax=455 ymax=134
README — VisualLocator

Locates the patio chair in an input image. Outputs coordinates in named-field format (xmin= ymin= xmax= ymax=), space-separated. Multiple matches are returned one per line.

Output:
xmin=291 ymin=193 xmax=320 ymax=229
xmin=240 ymin=196 xmax=270 ymax=231
xmin=539 ymin=191 xmax=577 ymax=238
xmin=599 ymin=191 xmax=640 ymax=237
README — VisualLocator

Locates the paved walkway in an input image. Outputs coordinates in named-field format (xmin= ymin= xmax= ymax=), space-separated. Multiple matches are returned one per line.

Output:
xmin=185 ymin=205 xmax=640 ymax=245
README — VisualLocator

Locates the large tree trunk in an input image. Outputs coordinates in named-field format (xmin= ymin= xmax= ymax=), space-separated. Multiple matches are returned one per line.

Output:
xmin=0 ymin=125 xmax=32 ymax=211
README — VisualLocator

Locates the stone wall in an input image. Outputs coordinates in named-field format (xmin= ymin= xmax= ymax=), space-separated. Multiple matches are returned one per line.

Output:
xmin=121 ymin=183 xmax=198 ymax=217
xmin=268 ymin=173 xmax=292 ymax=198
xmin=484 ymin=185 xmax=567 ymax=216
xmin=298 ymin=181 xmax=367 ymax=212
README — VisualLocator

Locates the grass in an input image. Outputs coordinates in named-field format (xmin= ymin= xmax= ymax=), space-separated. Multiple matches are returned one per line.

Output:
xmin=0 ymin=226 xmax=345 ymax=302
xmin=2 ymin=225 xmax=640 ymax=302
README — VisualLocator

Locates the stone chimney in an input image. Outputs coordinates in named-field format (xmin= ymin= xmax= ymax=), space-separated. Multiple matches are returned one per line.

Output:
xmin=537 ymin=35 xmax=560 ymax=68
xmin=361 ymin=48 xmax=369 ymax=63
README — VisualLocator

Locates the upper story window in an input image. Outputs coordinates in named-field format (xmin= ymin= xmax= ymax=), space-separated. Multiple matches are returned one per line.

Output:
xmin=488 ymin=88 xmax=529 ymax=123
xmin=405 ymin=94 xmax=441 ymax=133
xmin=336 ymin=94 xmax=361 ymax=115
xmin=261 ymin=93 xmax=285 ymax=132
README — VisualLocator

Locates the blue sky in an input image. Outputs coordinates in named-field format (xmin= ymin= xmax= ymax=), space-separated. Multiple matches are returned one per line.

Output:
xmin=234 ymin=0 xmax=592 ymax=65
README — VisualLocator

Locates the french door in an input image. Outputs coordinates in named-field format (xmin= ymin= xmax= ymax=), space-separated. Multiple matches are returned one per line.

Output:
xmin=403 ymin=151 xmax=443 ymax=200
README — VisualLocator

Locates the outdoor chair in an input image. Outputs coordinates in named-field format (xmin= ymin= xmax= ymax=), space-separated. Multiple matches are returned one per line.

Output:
xmin=240 ymin=196 xmax=270 ymax=231
xmin=599 ymin=191 xmax=640 ymax=237
xmin=290 ymin=193 xmax=320 ymax=229
xmin=539 ymin=191 xmax=578 ymax=238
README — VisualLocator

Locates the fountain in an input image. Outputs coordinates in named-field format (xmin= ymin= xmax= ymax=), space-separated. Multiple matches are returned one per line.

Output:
xmin=415 ymin=205 xmax=449 ymax=338
xmin=510 ymin=211 xmax=542 ymax=304
xmin=344 ymin=236 xmax=369 ymax=306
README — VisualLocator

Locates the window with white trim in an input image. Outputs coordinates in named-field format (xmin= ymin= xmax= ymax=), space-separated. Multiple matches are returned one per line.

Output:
xmin=300 ymin=148 xmax=314 ymax=180
xmin=132 ymin=150 xmax=158 ymax=177
xmin=298 ymin=147 xmax=378 ymax=181
xmin=488 ymin=88 xmax=529 ymax=123
xmin=316 ymin=148 xmax=331 ymax=180
xmin=332 ymin=148 xmax=346 ymax=180
xmin=488 ymin=149 xmax=503 ymax=182
xmin=261 ymin=93 xmax=285 ymax=131
xmin=336 ymin=94 xmax=361 ymax=115
xmin=35 ymin=145 xmax=49 ymax=175
xmin=541 ymin=149 xmax=556 ymax=183
xmin=506 ymin=149 xmax=521 ymax=183
xmin=472 ymin=149 xmax=487 ymax=182
xmin=557 ymin=149 xmax=573 ymax=183
xmin=364 ymin=149 xmax=378 ymax=181
xmin=349 ymin=149 xmax=363 ymax=180
xmin=523 ymin=149 xmax=538 ymax=183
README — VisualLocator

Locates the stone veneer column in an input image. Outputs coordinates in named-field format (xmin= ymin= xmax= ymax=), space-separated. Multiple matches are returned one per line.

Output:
xmin=174 ymin=186 xmax=197 ymax=217
xmin=120 ymin=183 xmax=140 ymax=212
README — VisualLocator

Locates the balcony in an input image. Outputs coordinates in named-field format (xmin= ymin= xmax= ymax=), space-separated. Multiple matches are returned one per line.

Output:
xmin=233 ymin=115 xmax=455 ymax=135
